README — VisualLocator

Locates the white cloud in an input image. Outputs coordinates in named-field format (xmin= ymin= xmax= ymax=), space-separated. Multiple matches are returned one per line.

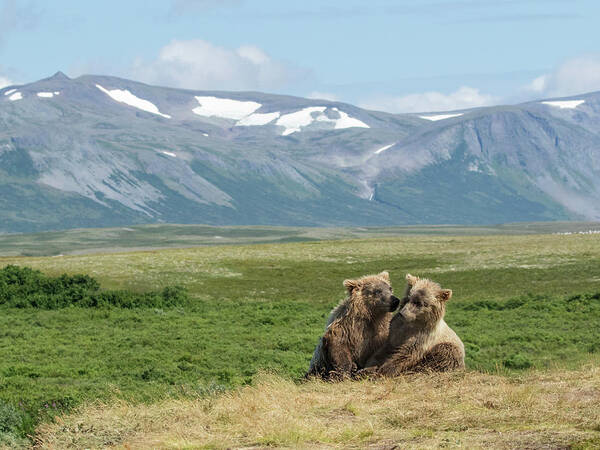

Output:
xmin=359 ymin=86 xmax=496 ymax=114
xmin=528 ymin=75 xmax=547 ymax=93
xmin=307 ymin=91 xmax=339 ymax=101
xmin=525 ymin=55 xmax=600 ymax=98
xmin=236 ymin=45 xmax=269 ymax=65
xmin=130 ymin=39 xmax=309 ymax=92
xmin=0 ymin=76 xmax=13 ymax=89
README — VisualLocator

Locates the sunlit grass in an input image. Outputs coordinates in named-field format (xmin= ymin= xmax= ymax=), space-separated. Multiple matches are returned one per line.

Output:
xmin=35 ymin=366 xmax=600 ymax=449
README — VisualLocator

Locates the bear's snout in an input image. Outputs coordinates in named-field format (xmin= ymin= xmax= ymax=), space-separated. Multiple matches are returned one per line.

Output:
xmin=390 ymin=295 xmax=400 ymax=311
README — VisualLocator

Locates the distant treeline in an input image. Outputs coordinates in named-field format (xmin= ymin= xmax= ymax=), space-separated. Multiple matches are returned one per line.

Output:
xmin=0 ymin=265 xmax=188 ymax=309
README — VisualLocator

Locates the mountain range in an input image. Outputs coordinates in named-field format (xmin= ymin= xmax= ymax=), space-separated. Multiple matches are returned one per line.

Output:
xmin=1 ymin=72 xmax=599 ymax=233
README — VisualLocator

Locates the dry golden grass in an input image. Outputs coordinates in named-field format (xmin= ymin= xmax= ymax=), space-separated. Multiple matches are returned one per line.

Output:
xmin=35 ymin=365 xmax=600 ymax=449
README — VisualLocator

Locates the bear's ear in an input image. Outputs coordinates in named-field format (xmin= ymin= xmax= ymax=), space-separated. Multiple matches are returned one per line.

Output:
xmin=405 ymin=273 xmax=418 ymax=286
xmin=343 ymin=279 xmax=361 ymax=294
xmin=437 ymin=289 xmax=452 ymax=302
xmin=378 ymin=271 xmax=390 ymax=283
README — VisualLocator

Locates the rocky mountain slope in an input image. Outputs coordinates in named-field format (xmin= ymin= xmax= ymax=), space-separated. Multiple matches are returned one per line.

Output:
xmin=1 ymin=72 xmax=599 ymax=232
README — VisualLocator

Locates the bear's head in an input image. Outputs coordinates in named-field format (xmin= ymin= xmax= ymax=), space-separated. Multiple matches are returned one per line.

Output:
xmin=398 ymin=274 xmax=452 ymax=326
xmin=343 ymin=271 xmax=400 ymax=317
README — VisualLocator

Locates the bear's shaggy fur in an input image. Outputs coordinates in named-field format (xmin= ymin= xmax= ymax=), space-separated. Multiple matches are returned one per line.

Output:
xmin=306 ymin=271 xmax=400 ymax=378
xmin=363 ymin=274 xmax=465 ymax=376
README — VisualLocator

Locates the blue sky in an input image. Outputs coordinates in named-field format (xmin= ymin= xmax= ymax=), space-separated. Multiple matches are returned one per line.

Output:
xmin=1 ymin=0 xmax=600 ymax=112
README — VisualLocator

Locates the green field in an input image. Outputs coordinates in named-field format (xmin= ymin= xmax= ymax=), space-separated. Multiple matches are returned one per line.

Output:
xmin=1 ymin=229 xmax=600 ymax=446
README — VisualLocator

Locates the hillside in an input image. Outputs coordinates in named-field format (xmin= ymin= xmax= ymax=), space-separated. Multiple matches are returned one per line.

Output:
xmin=2 ymin=73 xmax=600 ymax=232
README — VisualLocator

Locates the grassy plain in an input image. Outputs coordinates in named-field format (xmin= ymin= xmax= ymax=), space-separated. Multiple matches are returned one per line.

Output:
xmin=1 ymin=229 xmax=600 ymax=447
xmin=1 ymin=221 xmax=599 ymax=257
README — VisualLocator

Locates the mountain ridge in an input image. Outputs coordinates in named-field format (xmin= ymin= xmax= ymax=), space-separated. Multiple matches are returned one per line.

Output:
xmin=1 ymin=73 xmax=599 ymax=232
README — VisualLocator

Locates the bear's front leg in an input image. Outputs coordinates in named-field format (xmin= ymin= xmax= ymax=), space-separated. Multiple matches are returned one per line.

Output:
xmin=322 ymin=334 xmax=355 ymax=378
xmin=375 ymin=346 xmax=422 ymax=377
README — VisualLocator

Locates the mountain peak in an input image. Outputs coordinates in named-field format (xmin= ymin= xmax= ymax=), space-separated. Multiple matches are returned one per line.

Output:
xmin=47 ymin=71 xmax=70 ymax=81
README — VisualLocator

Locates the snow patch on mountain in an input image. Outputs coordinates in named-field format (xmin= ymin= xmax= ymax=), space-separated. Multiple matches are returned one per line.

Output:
xmin=541 ymin=100 xmax=585 ymax=109
xmin=374 ymin=143 xmax=395 ymax=154
xmin=419 ymin=113 xmax=463 ymax=121
xmin=277 ymin=107 xmax=327 ymax=135
xmin=3 ymin=89 xmax=16 ymax=96
xmin=192 ymin=96 xmax=261 ymax=120
xmin=276 ymin=107 xmax=369 ymax=135
xmin=96 ymin=84 xmax=171 ymax=118
xmin=8 ymin=92 xmax=22 ymax=101
xmin=37 ymin=92 xmax=59 ymax=98
xmin=161 ymin=151 xmax=177 ymax=157
xmin=236 ymin=111 xmax=280 ymax=126
xmin=332 ymin=108 xmax=369 ymax=129
xmin=189 ymin=97 xmax=370 ymax=133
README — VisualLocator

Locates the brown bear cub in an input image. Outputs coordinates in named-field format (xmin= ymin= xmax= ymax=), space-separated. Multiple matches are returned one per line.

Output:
xmin=363 ymin=274 xmax=465 ymax=376
xmin=306 ymin=271 xmax=400 ymax=379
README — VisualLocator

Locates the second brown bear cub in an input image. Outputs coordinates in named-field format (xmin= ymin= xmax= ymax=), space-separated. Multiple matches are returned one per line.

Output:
xmin=307 ymin=271 xmax=400 ymax=378
xmin=364 ymin=273 xmax=465 ymax=375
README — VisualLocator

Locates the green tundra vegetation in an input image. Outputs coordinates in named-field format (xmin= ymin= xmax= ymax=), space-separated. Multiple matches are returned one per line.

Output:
xmin=0 ymin=230 xmax=599 ymax=446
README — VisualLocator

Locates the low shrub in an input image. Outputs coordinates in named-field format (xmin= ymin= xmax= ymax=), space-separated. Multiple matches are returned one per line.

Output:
xmin=0 ymin=265 xmax=188 ymax=309
xmin=0 ymin=399 xmax=25 ymax=445
xmin=0 ymin=400 xmax=21 ymax=434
